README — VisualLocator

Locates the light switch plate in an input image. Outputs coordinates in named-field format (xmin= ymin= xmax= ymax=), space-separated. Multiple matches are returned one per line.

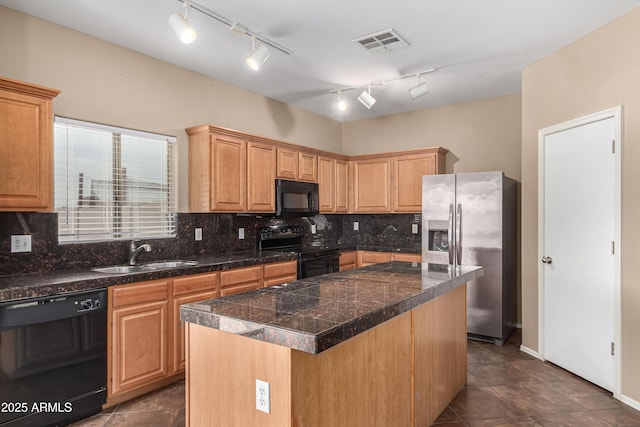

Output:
xmin=353 ymin=221 xmax=359 ymax=231
xmin=239 ymin=228 xmax=245 ymax=240
xmin=311 ymin=224 xmax=317 ymax=234
xmin=411 ymin=223 xmax=419 ymax=234
xmin=194 ymin=228 xmax=203 ymax=241
xmin=11 ymin=235 xmax=32 ymax=253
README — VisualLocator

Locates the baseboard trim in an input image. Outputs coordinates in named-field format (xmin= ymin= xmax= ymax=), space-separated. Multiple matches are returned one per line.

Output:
xmin=620 ymin=394 xmax=640 ymax=411
xmin=519 ymin=344 xmax=543 ymax=360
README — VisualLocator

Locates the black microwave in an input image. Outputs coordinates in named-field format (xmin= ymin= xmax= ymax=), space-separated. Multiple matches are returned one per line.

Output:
xmin=275 ymin=179 xmax=319 ymax=217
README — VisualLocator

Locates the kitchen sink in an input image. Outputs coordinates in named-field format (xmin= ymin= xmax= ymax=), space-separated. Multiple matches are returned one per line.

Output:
xmin=92 ymin=265 xmax=148 ymax=274
xmin=92 ymin=260 xmax=198 ymax=274
xmin=142 ymin=260 xmax=198 ymax=269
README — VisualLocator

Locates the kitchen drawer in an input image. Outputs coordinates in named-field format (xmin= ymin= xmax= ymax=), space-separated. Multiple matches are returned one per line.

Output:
xmin=111 ymin=280 xmax=169 ymax=308
xmin=357 ymin=251 xmax=391 ymax=267
xmin=263 ymin=260 xmax=297 ymax=279
xmin=392 ymin=253 xmax=421 ymax=263
xmin=172 ymin=273 xmax=218 ymax=296
xmin=220 ymin=266 xmax=262 ymax=288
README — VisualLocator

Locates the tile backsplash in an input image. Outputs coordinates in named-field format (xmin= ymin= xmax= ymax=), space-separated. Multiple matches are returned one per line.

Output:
xmin=0 ymin=212 xmax=421 ymax=276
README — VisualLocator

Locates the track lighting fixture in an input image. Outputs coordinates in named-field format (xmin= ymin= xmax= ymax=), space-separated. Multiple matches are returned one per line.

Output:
xmin=409 ymin=74 xmax=429 ymax=99
xmin=247 ymin=37 xmax=270 ymax=71
xmin=168 ymin=0 xmax=196 ymax=44
xmin=357 ymin=86 xmax=376 ymax=109
xmin=336 ymin=91 xmax=347 ymax=111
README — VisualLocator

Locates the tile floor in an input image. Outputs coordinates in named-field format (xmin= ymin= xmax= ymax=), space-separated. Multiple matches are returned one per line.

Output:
xmin=71 ymin=330 xmax=640 ymax=426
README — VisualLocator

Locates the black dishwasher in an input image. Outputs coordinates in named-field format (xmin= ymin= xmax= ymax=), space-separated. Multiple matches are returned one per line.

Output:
xmin=0 ymin=289 xmax=107 ymax=427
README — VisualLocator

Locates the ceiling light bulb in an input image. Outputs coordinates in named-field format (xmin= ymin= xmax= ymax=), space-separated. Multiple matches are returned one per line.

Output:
xmin=357 ymin=88 xmax=376 ymax=109
xmin=409 ymin=81 xmax=429 ymax=99
xmin=168 ymin=12 xmax=196 ymax=44
xmin=336 ymin=92 xmax=348 ymax=111
xmin=247 ymin=44 xmax=270 ymax=71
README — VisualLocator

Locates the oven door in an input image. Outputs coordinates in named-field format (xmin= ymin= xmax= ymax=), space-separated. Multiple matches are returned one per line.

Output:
xmin=299 ymin=252 xmax=340 ymax=279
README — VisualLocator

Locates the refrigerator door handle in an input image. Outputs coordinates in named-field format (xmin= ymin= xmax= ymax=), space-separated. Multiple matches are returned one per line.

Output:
xmin=456 ymin=203 xmax=462 ymax=266
xmin=448 ymin=204 xmax=454 ymax=265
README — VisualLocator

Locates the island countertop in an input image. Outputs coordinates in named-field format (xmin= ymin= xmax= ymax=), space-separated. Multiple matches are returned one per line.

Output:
xmin=180 ymin=261 xmax=483 ymax=354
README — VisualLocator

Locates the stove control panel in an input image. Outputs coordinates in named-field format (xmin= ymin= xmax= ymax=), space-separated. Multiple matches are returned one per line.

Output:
xmin=258 ymin=225 xmax=304 ymax=241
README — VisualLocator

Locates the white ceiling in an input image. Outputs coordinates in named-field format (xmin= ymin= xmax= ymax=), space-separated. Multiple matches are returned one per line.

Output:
xmin=2 ymin=0 xmax=640 ymax=122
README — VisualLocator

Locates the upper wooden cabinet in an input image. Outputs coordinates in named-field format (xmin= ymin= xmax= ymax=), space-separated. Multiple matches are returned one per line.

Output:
xmin=247 ymin=141 xmax=276 ymax=212
xmin=187 ymin=124 xmax=447 ymax=214
xmin=351 ymin=148 xmax=447 ymax=213
xmin=188 ymin=126 xmax=276 ymax=213
xmin=276 ymin=147 xmax=318 ymax=182
xmin=351 ymin=157 xmax=392 ymax=212
xmin=0 ymin=77 xmax=60 ymax=211
xmin=392 ymin=150 xmax=446 ymax=212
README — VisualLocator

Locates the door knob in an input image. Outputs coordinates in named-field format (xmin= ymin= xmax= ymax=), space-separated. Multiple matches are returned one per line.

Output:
xmin=541 ymin=256 xmax=553 ymax=264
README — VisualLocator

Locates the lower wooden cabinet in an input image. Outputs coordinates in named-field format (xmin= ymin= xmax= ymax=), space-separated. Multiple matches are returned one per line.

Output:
xmin=171 ymin=273 xmax=218 ymax=374
xmin=339 ymin=251 xmax=357 ymax=271
xmin=107 ymin=260 xmax=296 ymax=406
xmin=356 ymin=250 xmax=422 ymax=268
xmin=108 ymin=280 xmax=170 ymax=401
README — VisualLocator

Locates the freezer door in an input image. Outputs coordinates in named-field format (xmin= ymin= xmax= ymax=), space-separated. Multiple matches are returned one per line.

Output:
xmin=456 ymin=172 xmax=504 ymax=339
xmin=422 ymin=174 xmax=455 ymax=265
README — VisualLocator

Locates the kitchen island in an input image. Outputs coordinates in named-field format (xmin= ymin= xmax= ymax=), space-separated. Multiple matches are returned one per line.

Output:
xmin=181 ymin=261 xmax=483 ymax=427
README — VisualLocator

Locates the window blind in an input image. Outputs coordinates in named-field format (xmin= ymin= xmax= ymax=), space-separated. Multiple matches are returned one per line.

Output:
xmin=54 ymin=117 xmax=177 ymax=242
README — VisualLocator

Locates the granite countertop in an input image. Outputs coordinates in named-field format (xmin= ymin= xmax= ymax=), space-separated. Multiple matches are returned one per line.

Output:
xmin=180 ymin=261 xmax=484 ymax=354
xmin=0 ymin=251 xmax=298 ymax=302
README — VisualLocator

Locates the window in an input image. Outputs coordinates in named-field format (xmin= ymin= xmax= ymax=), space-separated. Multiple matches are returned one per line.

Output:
xmin=54 ymin=117 xmax=177 ymax=242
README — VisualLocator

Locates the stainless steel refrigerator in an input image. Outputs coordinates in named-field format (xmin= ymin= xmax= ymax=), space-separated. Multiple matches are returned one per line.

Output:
xmin=422 ymin=171 xmax=517 ymax=345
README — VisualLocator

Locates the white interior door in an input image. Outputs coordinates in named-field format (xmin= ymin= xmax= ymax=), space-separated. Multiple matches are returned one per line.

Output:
xmin=542 ymin=116 xmax=616 ymax=391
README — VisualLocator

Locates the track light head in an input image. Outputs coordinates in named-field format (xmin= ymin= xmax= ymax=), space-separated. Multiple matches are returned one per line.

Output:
xmin=169 ymin=1 xmax=196 ymax=44
xmin=168 ymin=12 xmax=197 ymax=44
xmin=357 ymin=87 xmax=376 ymax=109
xmin=247 ymin=39 xmax=270 ymax=71
xmin=409 ymin=74 xmax=429 ymax=99
xmin=334 ymin=91 xmax=348 ymax=111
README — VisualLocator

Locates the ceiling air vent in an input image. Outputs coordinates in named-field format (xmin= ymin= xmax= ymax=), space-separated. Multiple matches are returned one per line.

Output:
xmin=353 ymin=29 xmax=410 ymax=54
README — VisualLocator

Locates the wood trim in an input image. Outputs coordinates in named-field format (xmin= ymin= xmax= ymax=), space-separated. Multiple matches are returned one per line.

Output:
xmin=0 ymin=76 xmax=60 ymax=99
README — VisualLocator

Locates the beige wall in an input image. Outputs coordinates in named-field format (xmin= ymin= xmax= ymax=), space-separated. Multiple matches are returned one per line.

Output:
xmin=342 ymin=94 xmax=522 ymax=181
xmin=0 ymin=6 xmax=342 ymax=211
xmin=521 ymin=7 xmax=640 ymax=402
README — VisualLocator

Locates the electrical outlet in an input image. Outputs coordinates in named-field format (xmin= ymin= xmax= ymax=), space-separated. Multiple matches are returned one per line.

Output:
xmin=353 ymin=221 xmax=359 ymax=231
xmin=239 ymin=228 xmax=245 ymax=240
xmin=411 ymin=223 xmax=419 ymax=234
xmin=256 ymin=379 xmax=270 ymax=413
xmin=11 ymin=235 xmax=32 ymax=253
xmin=194 ymin=228 xmax=203 ymax=241
xmin=311 ymin=224 xmax=317 ymax=234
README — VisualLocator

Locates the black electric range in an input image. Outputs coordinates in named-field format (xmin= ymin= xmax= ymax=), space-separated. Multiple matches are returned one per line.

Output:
xmin=257 ymin=225 xmax=339 ymax=279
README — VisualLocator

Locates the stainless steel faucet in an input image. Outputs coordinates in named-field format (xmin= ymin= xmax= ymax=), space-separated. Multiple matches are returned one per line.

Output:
xmin=128 ymin=240 xmax=152 ymax=265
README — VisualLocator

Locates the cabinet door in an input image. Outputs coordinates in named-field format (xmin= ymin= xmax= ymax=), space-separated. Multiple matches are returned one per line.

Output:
xmin=335 ymin=159 xmax=349 ymax=212
xmin=109 ymin=280 xmax=169 ymax=397
xmin=0 ymin=79 xmax=59 ymax=211
xmin=318 ymin=156 xmax=335 ymax=212
xmin=352 ymin=158 xmax=391 ymax=212
xmin=211 ymin=135 xmax=246 ymax=211
xmin=298 ymin=152 xmax=318 ymax=182
xmin=392 ymin=153 xmax=437 ymax=212
xmin=276 ymin=147 xmax=298 ymax=179
xmin=172 ymin=273 xmax=218 ymax=374
xmin=172 ymin=290 xmax=217 ymax=373
xmin=247 ymin=141 xmax=276 ymax=212
xmin=339 ymin=251 xmax=357 ymax=271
